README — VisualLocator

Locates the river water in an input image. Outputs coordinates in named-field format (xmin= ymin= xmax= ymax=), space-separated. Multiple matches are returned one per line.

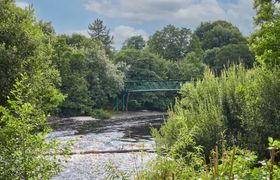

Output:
xmin=49 ymin=113 xmax=165 ymax=179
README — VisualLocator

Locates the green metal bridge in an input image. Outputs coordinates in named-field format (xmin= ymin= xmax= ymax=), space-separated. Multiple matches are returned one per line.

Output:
xmin=114 ymin=80 xmax=189 ymax=111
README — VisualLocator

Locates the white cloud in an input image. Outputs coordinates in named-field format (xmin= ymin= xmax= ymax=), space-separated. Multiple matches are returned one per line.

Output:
xmin=224 ymin=0 xmax=255 ymax=36
xmin=16 ymin=1 xmax=29 ymax=9
xmin=111 ymin=25 xmax=148 ymax=50
xmin=84 ymin=0 xmax=255 ymax=35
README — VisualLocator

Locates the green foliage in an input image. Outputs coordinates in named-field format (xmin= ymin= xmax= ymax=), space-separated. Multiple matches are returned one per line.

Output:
xmin=195 ymin=20 xmax=247 ymax=50
xmin=115 ymin=49 xmax=179 ymax=111
xmin=88 ymin=18 xmax=113 ymax=56
xmin=154 ymin=64 xmax=280 ymax=157
xmin=216 ymin=44 xmax=254 ymax=70
xmin=147 ymin=25 xmax=199 ymax=61
xmin=203 ymin=44 xmax=255 ymax=73
xmin=250 ymin=0 xmax=280 ymax=67
xmin=54 ymin=34 xmax=124 ymax=116
xmin=0 ymin=76 xmax=70 ymax=179
xmin=240 ymin=67 xmax=280 ymax=153
xmin=114 ymin=46 xmax=206 ymax=111
xmin=176 ymin=52 xmax=205 ymax=80
xmin=203 ymin=47 xmax=220 ymax=68
xmin=0 ymin=0 xmax=64 ymax=112
xmin=122 ymin=35 xmax=145 ymax=50
xmin=153 ymin=68 xmax=225 ymax=155
xmin=139 ymin=138 xmax=280 ymax=179
xmin=139 ymin=136 xmax=207 ymax=179
xmin=53 ymin=36 xmax=92 ymax=116
xmin=142 ymin=6 xmax=280 ymax=178
xmin=91 ymin=109 xmax=112 ymax=120
xmin=115 ymin=49 xmax=169 ymax=80
xmin=105 ymin=162 xmax=129 ymax=180
xmin=87 ymin=46 xmax=124 ymax=108
xmin=195 ymin=20 xmax=253 ymax=73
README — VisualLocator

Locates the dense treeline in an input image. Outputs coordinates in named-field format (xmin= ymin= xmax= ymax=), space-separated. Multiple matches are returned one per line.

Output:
xmin=50 ymin=18 xmax=254 ymax=113
xmin=0 ymin=10 xmax=251 ymax=114
xmin=0 ymin=3 xmax=256 ymax=115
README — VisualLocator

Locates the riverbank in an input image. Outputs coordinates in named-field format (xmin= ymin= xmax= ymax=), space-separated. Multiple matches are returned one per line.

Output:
xmin=49 ymin=111 xmax=167 ymax=123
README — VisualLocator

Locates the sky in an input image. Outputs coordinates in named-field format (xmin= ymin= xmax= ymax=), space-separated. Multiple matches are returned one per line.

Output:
xmin=15 ymin=0 xmax=255 ymax=50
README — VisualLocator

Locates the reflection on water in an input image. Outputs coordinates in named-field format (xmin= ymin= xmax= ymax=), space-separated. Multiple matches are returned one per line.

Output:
xmin=50 ymin=115 xmax=164 ymax=179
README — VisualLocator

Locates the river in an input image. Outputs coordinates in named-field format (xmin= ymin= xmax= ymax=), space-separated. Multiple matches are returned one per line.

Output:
xmin=48 ymin=112 xmax=166 ymax=179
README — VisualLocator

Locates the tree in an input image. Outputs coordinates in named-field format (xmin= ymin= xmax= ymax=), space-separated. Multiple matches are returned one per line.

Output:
xmin=177 ymin=52 xmax=205 ymax=80
xmin=215 ymin=44 xmax=254 ymax=71
xmin=53 ymin=36 xmax=93 ymax=116
xmin=38 ymin=21 xmax=56 ymax=39
xmin=53 ymin=34 xmax=124 ymax=115
xmin=250 ymin=0 xmax=280 ymax=66
xmin=147 ymin=25 xmax=196 ymax=61
xmin=88 ymin=18 xmax=113 ymax=55
xmin=122 ymin=35 xmax=145 ymax=50
xmin=195 ymin=20 xmax=247 ymax=50
xmin=115 ymin=49 xmax=168 ymax=80
xmin=203 ymin=44 xmax=255 ymax=73
xmin=203 ymin=48 xmax=220 ymax=68
xmin=0 ymin=0 xmax=64 ymax=112
xmin=86 ymin=43 xmax=124 ymax=108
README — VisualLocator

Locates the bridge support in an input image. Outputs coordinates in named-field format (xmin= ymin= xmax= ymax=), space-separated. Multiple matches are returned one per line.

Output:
xmin=126 ymin=93 xmax=130 ymax=111
xmin=122 ymin=94 xmax=126 ymax=111
xmin=113 ymin=93 xmax=130 ymax=112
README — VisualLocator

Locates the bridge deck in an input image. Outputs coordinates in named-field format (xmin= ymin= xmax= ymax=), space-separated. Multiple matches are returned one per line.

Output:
xmin=127 ymin=89 xmax=180 ymax=93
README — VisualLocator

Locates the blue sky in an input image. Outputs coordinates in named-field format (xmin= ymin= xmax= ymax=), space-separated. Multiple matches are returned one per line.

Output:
xmin=16 ymin=0 xmax=255 ymax=49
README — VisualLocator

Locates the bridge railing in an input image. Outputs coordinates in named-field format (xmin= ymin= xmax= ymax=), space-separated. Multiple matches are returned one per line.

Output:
xmin=124 ymin=80 xmax=189 ymax=92
xmin=114 ymin=80 xmax=189 ymax=111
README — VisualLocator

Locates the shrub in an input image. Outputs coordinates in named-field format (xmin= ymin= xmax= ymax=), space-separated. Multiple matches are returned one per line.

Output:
xmin=153 ymin=64 xmax=280 ymax=157
xmin=240 ymin=67 xmax=280 ymax=154
xmin=91 ymin=109 xmax=112 ymax=119
xmin=0 ymin=78 xmax=70 ymax=179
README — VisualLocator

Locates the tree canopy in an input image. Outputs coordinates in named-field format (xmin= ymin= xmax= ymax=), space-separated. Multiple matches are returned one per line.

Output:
xmin=0 ymin=0 xmax=64 ymax=112
xmin=147 ymin=25 xmax=198 ymax=61
xmin=195 ymin=20 xmax=247 ymax=50
xmin=54 ymin=34 xmax=124 ymax=116
xmin=122 ymin=35 xmax=146 ymax=50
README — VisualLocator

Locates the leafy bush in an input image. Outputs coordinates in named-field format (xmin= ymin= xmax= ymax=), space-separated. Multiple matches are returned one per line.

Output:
xmin=91 ymin=109 xmax=112 ymax=119
xmin=153 ymin=64 xmax=280 ymax=157
xmin=240 ymin=67 xmax=280 ymax=154
xmin=0 ymin=77 xmax=70 ymax=179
